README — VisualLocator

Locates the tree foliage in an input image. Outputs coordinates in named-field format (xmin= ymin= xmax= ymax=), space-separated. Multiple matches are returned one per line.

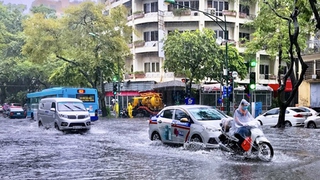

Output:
xmin=22 ymin=2 xmax=132 ymax=116
xmin=249 ymin=0 xmax=312 ymax=128
xmin=0 ymin=2 xmax=51 ymax=104
xmin=163 ymin=28 xmax=247 ymax=85
xmin=23 ymin=2 xmax=131 ymax=88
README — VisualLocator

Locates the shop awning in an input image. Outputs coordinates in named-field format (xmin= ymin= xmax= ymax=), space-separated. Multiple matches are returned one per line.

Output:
xmin=268 ymin=80 xmax=292 ymax=92
xmin=105 ymin=91 xmax=140 ymax=97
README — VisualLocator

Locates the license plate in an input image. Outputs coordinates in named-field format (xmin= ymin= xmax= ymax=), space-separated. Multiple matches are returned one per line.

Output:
xmin=17 ymin=113 xmax=21 ymax=115
xmin=72 ymin=126 xmax=83 ymax=129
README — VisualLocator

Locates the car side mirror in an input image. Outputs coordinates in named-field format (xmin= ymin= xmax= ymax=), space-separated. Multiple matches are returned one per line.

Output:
xmin=180 ymin=117 xmax=189 ymax=123
xmin=50 ymin=108 xmax=56 ymax=112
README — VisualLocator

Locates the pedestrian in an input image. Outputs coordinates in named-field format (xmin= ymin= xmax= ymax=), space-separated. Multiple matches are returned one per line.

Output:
xmin=127 ymin=102 xmax=133 ymax=118
xmin=113 ymin=100 xmax=119 ymax=118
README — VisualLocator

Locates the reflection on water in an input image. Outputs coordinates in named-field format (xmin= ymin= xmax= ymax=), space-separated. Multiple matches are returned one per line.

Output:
xmin=0 ymin=118 xmax=320 ymax=179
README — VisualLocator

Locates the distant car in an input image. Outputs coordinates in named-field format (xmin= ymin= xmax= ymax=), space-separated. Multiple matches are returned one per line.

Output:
xmin=298 ymin=106 xmax=318 ymax=116
xmin=10 ymin=103 xmax=22 ymax=107
xmin=7 ymin=107 xmax=26 ymax=119
xmin=148 ymin=105 xmax=232 ymax=148
xmin=255 ymin=107 xmax=312 ymax=127
xmin=0 ymin=105 xmax=3 ymax=113
xmin=304 ymin=114 xmax=320 ymax=128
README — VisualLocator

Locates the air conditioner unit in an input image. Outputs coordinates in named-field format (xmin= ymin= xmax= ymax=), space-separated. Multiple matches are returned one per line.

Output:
xmin=312 ymin=74 xmax=317 ymax=79
xmin=207 ymin=8 xmax=216 ymax=15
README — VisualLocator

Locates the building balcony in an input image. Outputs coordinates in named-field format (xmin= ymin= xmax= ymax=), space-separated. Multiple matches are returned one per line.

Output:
xmin=131 ymin=41 xmax=158 ymax=54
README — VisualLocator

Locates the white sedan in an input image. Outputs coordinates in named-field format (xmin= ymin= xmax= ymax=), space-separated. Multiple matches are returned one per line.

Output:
xmin=255 ymin=107 xmax=312 ymax=127
xmin=298 ymin=106 xmax=318 ymax=116
xmin=148 ymin=105 xmax=232 ymax=149
xmin=304 ymin=114 xmax=320 ymax=128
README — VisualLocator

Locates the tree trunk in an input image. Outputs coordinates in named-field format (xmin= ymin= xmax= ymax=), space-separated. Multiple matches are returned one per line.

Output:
xmin=100 ymin=68 xmax=107 ymax=117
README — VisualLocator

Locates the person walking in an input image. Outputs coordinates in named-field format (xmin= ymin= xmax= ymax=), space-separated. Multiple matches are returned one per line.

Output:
xmin=127 ymin=102 xmax=133 ymax=118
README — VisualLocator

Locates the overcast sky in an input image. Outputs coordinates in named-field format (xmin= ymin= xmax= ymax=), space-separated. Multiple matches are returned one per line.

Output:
xmin=1 ymin=0 xmax=99 ymax=13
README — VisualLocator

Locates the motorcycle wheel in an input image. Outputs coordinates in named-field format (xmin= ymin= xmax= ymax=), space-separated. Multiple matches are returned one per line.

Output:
xmin=257 ymin=142 xmax=274 ymax=162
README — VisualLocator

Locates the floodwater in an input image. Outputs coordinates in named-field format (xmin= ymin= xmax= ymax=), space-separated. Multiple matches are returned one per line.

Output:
xmin=1 ymin=117 xmax=320 ymax=180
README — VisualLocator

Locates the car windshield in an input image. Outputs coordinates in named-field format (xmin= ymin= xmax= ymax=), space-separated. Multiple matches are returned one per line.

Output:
xmin=57 ymin=102 xmax=86 ymax=111
xmin=188 ymin=107 xmax=225 ymax=121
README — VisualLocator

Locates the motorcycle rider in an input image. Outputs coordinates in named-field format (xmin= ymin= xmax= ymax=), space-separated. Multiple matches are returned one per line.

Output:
xmin=232 ymin=99 xmax=254 ymax=151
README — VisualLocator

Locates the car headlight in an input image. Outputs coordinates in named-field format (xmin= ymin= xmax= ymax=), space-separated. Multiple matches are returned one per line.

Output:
xmin=205 ymin=126 xmax=219 ymax=132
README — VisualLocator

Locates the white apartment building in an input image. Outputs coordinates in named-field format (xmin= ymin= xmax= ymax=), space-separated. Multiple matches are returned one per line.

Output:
xmin=104 ymin=0 xmax=307 ymax=111
xmin=104 ymin=0 xmax=286 ymax=86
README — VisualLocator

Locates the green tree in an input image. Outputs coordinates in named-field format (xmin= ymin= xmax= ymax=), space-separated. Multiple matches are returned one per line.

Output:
xmin=0 ymin=2 xmax=52 ymax=104
xmin=22 ymin=2 xmax=132 ymax=116
xmin=247 ymin=0 xmax=312 ymax=127
xmin=30 ymin=4 xmax=57 ymax=19
xmin=163 ymin=28 xmax=247 ymax=88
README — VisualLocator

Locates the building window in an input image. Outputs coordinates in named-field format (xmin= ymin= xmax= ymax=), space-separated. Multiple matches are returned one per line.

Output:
xmin=239 ymin=32 xmax=250 ymax=42
xmin=207 ymin=0 xmax=229 ymax=16
xmin=260 ymin=64 xmax=269 ymax=75
xmin=214 ymin=30 xmax=229 ymax=40
xmin=144 ymin=2 xmax=158 ymax=13
xmin=144 ymin=62 xmax=160 ymax=72
xmin=239 ymin=4 xmax=249 ymax=15
xmin=144 ymin=31 xmax=158 ymax=42
xmin=168 ymin=1 xmax=199 ymax=11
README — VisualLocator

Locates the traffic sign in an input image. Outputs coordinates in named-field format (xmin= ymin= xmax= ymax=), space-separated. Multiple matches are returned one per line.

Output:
xmin=185 ymin=97 xmax=195 ymax=105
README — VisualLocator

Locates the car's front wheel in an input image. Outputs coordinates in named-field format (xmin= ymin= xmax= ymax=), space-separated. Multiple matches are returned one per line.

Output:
xmin=307 ymin=122 xmax=316 ymax=129
xmin=54 ymin=123 xmax=60 ymax=131
xmin=190 ymin=135 xmax=203 ymax=143
xmin=285 ymin=121 xmax=292 ymax=127
xmin=38 ymin=120 xmax=43 ymax=128
xmin=151 ymin=132 xmax=161 ymax=141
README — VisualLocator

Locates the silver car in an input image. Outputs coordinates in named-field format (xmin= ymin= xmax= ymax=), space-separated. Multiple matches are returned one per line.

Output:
xmin=148 ymin=105 xmax=232 ymax=149
xmin=304 ymin=114 xmax=320 ymax=128
xmin=38 ymin=98 xmax=91 ymax=132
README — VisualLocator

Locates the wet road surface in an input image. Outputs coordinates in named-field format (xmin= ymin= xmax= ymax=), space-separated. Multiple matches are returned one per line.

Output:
xmin=1 ymin=117 xmax=320 ymax=180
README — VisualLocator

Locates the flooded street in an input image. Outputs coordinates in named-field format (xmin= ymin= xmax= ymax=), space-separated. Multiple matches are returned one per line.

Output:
xmin=1 ymin=117 xmax=320 ymax=180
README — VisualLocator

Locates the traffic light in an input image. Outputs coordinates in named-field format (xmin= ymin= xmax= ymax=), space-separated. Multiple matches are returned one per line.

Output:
xmin=249 ymin=72 xmax=256 ymax=90
xmin=250 ymin=59 xmax=256 ymax=67
xmin=185 ymin=83 xmax=191 ymax=98
xmin=181 ymin=78 xmax=189 ymax=84
xmin=113 ymin=83 xmax=118 ymax=95
xmin=113 ymin=76 xmax=118 ymax=82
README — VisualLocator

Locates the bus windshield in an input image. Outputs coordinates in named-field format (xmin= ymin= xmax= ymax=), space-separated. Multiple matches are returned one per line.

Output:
xmin=58 ymin=102 xmax=87 ymax=112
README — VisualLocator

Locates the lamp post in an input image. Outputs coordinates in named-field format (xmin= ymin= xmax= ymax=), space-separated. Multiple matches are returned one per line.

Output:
xmin=164 ymin=0 xmax=230 ymax=114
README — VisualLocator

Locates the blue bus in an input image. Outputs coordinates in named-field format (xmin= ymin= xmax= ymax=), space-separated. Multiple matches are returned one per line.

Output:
xmin=26 ymin=87 xmax=100 ymax=121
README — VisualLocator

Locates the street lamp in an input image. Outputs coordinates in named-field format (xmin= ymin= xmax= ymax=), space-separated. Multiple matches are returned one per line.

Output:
xmin=164 ymin=0 xmax=230 ymax=114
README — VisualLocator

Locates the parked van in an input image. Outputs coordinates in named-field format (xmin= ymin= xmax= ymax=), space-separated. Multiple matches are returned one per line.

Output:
xmin=37 ymin=98 xmax=91 ymax=132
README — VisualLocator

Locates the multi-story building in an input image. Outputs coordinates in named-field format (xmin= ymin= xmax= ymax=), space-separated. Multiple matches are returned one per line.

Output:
xmin=103 ymin=0 xmax=283 ymax=111
xmin=299 ymin=31 xmax=320 ymax=107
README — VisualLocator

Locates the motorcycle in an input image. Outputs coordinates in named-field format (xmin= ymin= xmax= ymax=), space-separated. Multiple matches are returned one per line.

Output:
xmin=120 ymin=109 xmax=128 ymax=118
xmin=218 ymin=120 xmax=274 ymax=162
